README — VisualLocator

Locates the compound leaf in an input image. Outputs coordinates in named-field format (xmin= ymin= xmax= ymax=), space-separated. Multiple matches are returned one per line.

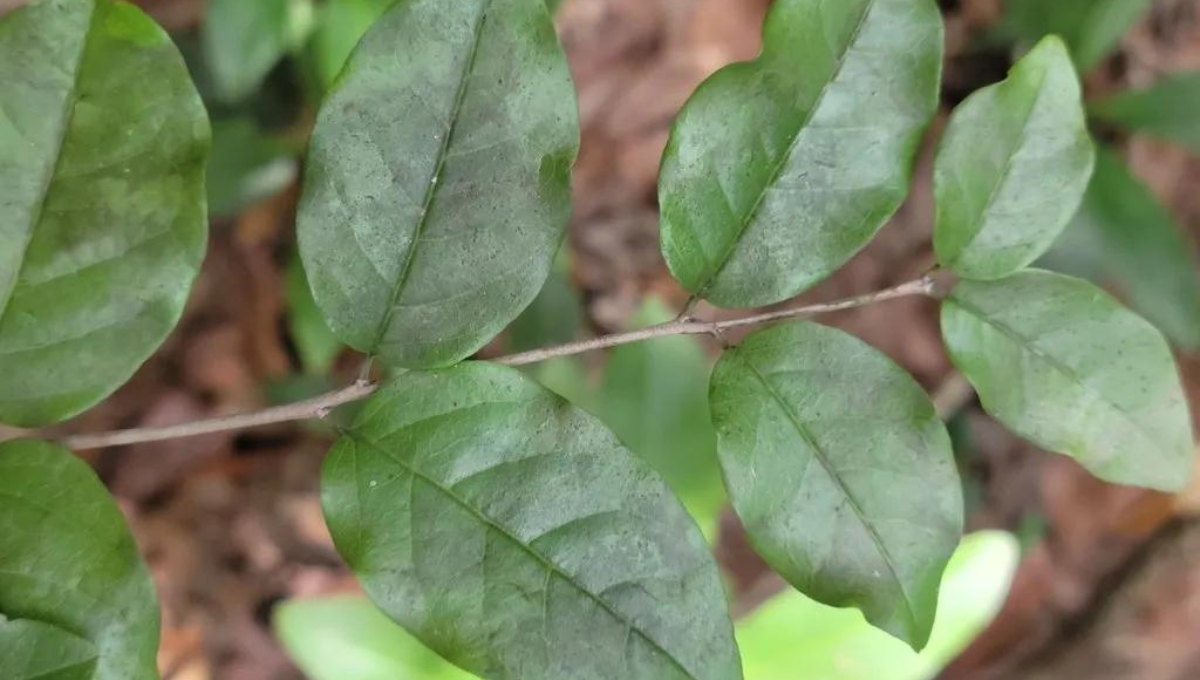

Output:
xmin=658 ymin=0 xmax=943 ymax=308
xmin=0 ymin=0 xmax=209 ymax=427
xmin=941 ymin=270 xmax=1194 ymax=491
xmin=709 ymin=322 xmax=963 ymax=649
xmin=0 ymin=440 xmax=160 ymax=680
xmin=298 ymin=0 xmax=578 ymax=369
xmin=934 ymin=36 xmax=1094 ymax=280
xmin=322 ymin=363 xmax=742 ymax=680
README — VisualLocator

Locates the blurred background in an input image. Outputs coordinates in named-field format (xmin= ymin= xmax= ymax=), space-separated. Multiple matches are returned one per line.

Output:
xmin=3 ymin=0 xmax=1200 ymax=678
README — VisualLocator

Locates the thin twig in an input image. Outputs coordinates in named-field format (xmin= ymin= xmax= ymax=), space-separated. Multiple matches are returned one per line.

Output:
xmin=42 ymin=276 xmax=934 ymax=451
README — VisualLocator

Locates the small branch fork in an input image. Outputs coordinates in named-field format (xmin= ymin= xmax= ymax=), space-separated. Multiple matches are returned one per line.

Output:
xmin=50 ymin=276 xmax=936 ymax=451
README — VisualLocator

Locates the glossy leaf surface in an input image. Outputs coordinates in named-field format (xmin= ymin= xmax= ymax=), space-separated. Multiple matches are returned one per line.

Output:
xmin=658 ymin=0 xmax=943 ymax=308
xmin=0 ymin=440 xmax=160 ymax=680
xmin=934 ymin=37 xmax=1094 ymax=280
xmin=322 ymin=363 xmax=742 ymax=680
xmin=710 ymin=322 xmax=963 ymax=649
xmin=298 ymin=0 xmax=579 ymax=368
xmin=942 ymin=270 xmax=1194 ymax=491
xmin=0 ymin=0 xmax=209 ymax=427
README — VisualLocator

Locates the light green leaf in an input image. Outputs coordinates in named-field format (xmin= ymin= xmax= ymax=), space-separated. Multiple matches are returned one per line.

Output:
xmin=306 ymin=0 xmax=394 ymax=91
xmin=298 ymin=0 xmax=579 ymax=369
xmin=1005 ymin=0 xmax=1151 ymax=71
xmin=0 ymin=0 xmax=209 ymax=427
xmin=1044 ymin=147 xmax=1200 ymax=350
xmin=1091 ymin=72 xmax=1200 ymax=154
xmin=941 ymin=269 xmax=1194 ymax=491
xmin=275 ymin=596 xmax=478 ymax=680
xmin=507 ymin=247 xmax=582 ymax=353
xmin=709 ymin=322 xmax=963 ymax=649
xmin=737 ymin=530 xmax=1018 ymax=680
xmin=322 ymin=363 xmax=742 ymax=680
xmin=207 ymin=118 xmax=298 ymax=218
xmin=0 ymin=618 xmax=98 ymax=680
xmin=934 ymin=36 xmax=1095 ymax=280
xmin=286 ymin=252 xmax=344 ymax=375
xmin=658 ymin=0 xmax=942 ymax=308
xmin=600 ymin=298 xmax=725 ymax=537
xmin=203 ymin=0 xmax=312 ymax=102
xmin=0 ymin=440 xmax=161 ymax=680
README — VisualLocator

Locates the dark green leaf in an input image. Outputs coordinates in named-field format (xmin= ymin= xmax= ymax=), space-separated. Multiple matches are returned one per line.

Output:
xmin=600 ymin=298 xmax=725 ymax=536
xmin=207 ymin=118 xmax=298 ymax=218
xmin=0 ymin=619 xmax=97 ymax=680
xmin=658 ymin=0 xmax=942 ymax=308
xmin=274 ymin=596 xmax=478 ymax=680
xmin=1043 ymin=147 xmax=1200 ymax=349
xmin=933 ymin=36 xmax=1094 ymax=280
xmin=941 ymin=270 xmax=1194 ymax=491
xmin=1091 ymin=72 xmax=1200 ymax=154
xmin=0 ymin=440 xmax=160 ymax=680
xmin=322 ymin=363 xmax=742 ymax=680
xmin=1004 ymin=0 xmax=1151 ymax=71
xmin=710 ymin=322 xmax=962 ymax=649
xmin=203 ymin=0 xmax=311 ymax=102
xmin=507 ymin=247 xmax=582 ymax=353
xmin=0 ymin=0 xmax=209 ymax=427
xmin=286 ymin=252 xmax=344 ymax=374
xmin=306 ymin=0 xmax=394 ymax=91
xmin=298 ymin=0 xmax=579 ymax=368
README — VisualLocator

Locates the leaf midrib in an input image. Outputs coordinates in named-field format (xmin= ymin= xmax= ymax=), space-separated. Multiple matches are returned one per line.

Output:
xmin=343 ymin=428 xmax=704 ymax=680
xmin=694 ymin=0 xmax=877 ymax=300
xmin=739 ymin=358 xmax=918 ymax=635
xmin=368 ymin=0 xmax=492 ymax=354
xmin=948 ymin=293 xmax=1168 ymax=457
xmin=0 ymin=0 xmax=97 ymax=325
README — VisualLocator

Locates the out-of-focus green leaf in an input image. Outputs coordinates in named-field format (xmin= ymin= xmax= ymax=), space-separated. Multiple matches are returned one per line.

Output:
xmin=942 ymin=270 xmax=1194 ymax=492
xmin=934 ymin=37 xmax=1094 ymax=280
xmin=0 ymin=440 xmax=161 ymax=680
xmin=1005 ymin=0 xmax=1152 ymax=70
xmin=321 ymin=363 xmax=743 ymax=680
xmin=307 ymin=0 xmax=394 ymax=91
xmin=736 ymin=531 xmax=1019 ymax=680
xmin=527 ymin=356 xmax=593 ymax=410
xmin=207 ymin=118 xmax=297 ymax=218
xmin=658 ymin=0 xmax=943 ymax=308
xmin=710 ymin=322 xmax=963 ymax=649
xmin=274 ymin=596 xmax=477 ymax=680
xmin=508 ymin=247 xmax=582 ymax=353
xmin=0 ymin=0 xmax=209 ymax=427
xmin=203 ymin=0 xmax=313 ymax=102
xmin=298 ymin=0 xmax=579 ymax=369
xmin=1091 ymin=72 xmax=1200 ymax=154
xmin=1043 ymin=147 xmax=1200 ymax=349
xmin=286 ymin=252 xmax=343 ymax=375
xmin=599 ymin=298 xmax=724 ymax=537
xmin=0 ymin=618 xmax=97 ymax=680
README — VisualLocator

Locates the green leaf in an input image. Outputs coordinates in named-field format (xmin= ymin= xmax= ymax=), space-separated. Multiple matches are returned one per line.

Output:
xmin=736 ymin=530 xmax=1018 ymax=680
xmin=709 ymin=321 xmax=963 ymax=649
xmin=298 ymin=0 xmax=579 ymax=369
xmin=1005 ymin=0 xmax=1151 ymax=71
xmin=275 ymin=596 xmax=478 ymax=680
xmin=286 ymin=251 xmax=344 ymax=374
xmin=0 ymin=0 xmax=209 ymax=427
xmin=203 ymin=0 xmax=312 ymax=102
xmin=658 ymin=0 xmax=942 ymax=308
xmin=933 ymin=36 xmax=1095 ymax=280
xmin=1091 ymin=72 xmax=1200 ymax=154
xmin=306 ymin=0 xmax=394 ymax=92
xmin=507 ymin=247 xmax=582 ymax=353
xmin=941 ymin=269 xmax=1194 ymax=491
xmin=0 ymin=619 xmax=98 ymax=680
xmin=0 ymin=440 xmax=161 ymax=680
xmin=207 ymin=118 xmax=298 ymax=218
xmin=322 ymin=363 xmax=742 ymax=680
xmin=599 ymin=298 xmax=725 ymax=537
xmin=1043 ymin=147 xmax=1200 ymax=350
